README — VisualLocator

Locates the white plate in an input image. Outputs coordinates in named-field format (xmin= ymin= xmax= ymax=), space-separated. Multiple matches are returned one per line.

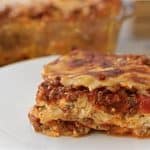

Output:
xmin=0 ymin=56 xmax=149 ymax=150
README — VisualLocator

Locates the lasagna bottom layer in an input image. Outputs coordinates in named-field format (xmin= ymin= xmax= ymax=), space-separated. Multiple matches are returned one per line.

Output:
xmin=29 ymin=113 xmax=90 ymax=137
xmin=29 ymin=95 xmax=150 ymax=137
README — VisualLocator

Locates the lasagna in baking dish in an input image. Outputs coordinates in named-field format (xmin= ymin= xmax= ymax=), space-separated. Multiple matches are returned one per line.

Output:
xmin=29 ymin=50 xmax=150 ymax=137
xmin=0 ymin=0 xmax=121 ymax=65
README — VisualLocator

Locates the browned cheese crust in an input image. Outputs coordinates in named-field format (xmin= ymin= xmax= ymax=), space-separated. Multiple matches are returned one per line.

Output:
xmin=29 ymin=50 xmax=150 ymax=137
xmin=43 ymin=50 xmax=150 ymax=93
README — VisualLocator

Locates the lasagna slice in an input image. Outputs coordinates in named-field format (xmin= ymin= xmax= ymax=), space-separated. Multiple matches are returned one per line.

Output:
xmin=29 ymin=50 xmax=150 ymax=137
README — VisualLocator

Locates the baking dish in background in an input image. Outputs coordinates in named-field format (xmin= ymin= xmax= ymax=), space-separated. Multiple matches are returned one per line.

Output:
xmin=0 ymin=0 xmax=122 ymax=66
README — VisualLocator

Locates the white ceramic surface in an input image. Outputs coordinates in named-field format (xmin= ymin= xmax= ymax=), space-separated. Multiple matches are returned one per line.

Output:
xmin=0 ymin=56 xmax=149 ymax=150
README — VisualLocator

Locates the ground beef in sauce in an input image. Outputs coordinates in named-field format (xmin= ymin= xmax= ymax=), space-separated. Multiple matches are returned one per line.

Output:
xmin=37 ymin=79 xmax=139 ymax=115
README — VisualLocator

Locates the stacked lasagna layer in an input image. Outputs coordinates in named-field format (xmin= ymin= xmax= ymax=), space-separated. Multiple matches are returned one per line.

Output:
xmin=29 ymin=50 xmax=150 ymax=137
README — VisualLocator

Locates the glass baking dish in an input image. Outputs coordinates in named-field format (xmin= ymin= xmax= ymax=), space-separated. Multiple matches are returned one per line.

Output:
xmin=0 ymin=0 xmax=122 ymax=66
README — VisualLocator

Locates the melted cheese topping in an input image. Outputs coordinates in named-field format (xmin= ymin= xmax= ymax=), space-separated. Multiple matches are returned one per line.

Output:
xmin=61 ymin=74 xmax=150 ymax=92
xmin=43 ymin=51 xmax=150 ymax=93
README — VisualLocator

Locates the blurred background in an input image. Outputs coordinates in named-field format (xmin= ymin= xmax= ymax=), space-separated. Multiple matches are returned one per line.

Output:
xmin=117 ymin=0 xmax=150 ymax=54
xmin=0 ymin=0 xmax=150 ymax=66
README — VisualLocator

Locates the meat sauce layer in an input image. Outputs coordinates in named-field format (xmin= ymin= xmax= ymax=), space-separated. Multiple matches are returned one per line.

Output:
xmin=37 ymin=78 xmax=150 ymax=115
